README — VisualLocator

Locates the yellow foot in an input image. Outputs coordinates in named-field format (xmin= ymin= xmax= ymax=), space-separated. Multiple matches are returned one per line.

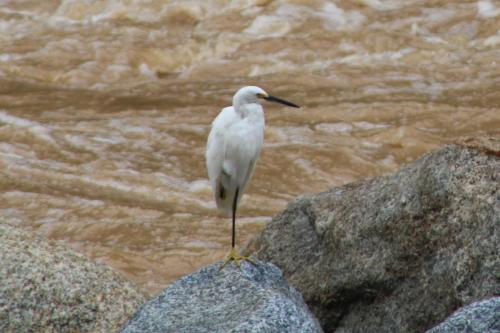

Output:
xmin=220 ymin=248 xmax=256 ymax=270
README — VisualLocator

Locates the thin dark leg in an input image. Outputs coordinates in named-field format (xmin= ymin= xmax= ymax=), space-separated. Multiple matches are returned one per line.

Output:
xmin=232 ymin=187 xmax=239 ymax=249
xmin=220 ymin=186 xmax=256 ymax=270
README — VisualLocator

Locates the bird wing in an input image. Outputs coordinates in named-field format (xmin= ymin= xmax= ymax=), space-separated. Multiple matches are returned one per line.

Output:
xmin=218 ymin=114 xmax=263 ymax=210
xmin=206 ymin=107 xmax=238 ymax=213
xmin=206 ymin=106 xmax=264 ymax=215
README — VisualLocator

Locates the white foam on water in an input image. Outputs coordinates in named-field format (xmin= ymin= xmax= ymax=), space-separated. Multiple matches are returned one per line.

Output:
xmin=335 ymin=48 xmax=415 ymax=66
xmin=91 ymin=135 xmax=127 ymax=145
xmin=167 ymin=123 xmax=207 ymax=136
xmin=181 ymin=240 xmax=221 ymax=249
xmin=338 ymin=40 xmax=362 ymax=52
xmin=411 ymin=80 xmax=444 ymax=98
xmin=148 ymin=172 xmax=183 ymax=188
xmin=357 ymin=0 xmax=409 ymax=11
xmin=268 ymin=126 xmax=317 ymax=146
xmin=421 ymin=7 xmax=457 ymax=23
xmin=0 ymin=7 xmax=40 ymax=19
xmin=248 ymin=60 xmax=297 ymax=77
xmin=411 ymin=22 xmax=419 ymax=35
xmin=483 ymin=30 xmax=500 ymax=46
xmin=0 ymin=110 xmax=56 ymax=146
xmin=244 ymin=15 xmax=292 ymax=38
xmin=73 ymin=197 xmax=106 ymax=206
xmin=423 ymin=36 xmax=447 ymax=44
xmin=89 ymin=83 xmax=109 ymax=90
xmin=380 ymin=154 xmax=397 ymax=168
xmin=293 ymin=158 xmax=336 ymax=184
xmin=50 ymin=1 xmax=139 ymax=25
xmin=0 ymin=143 xmax=28 ymax=159
xmin=0 ymin=10 xmax=46 ymax=40
xmin=188 ymin=179 xmax=211 ymax=194
xmin=319 ymin=2 xmax=366 ymax=31
xmin=362 ymin=85 xmax=406 ymax=95
xmin=46 ymin=15 xmax=81 ymax=27
xmin=101 ymin=64 xmax=133 ymax=83
xmin=244 ymin=2 xmax=365 ymax=38
xmin=62 ymin=134 xmax=102 ymax=154
xmin=360 ymin=140 xmax=382 ymax=150
xmin=0 ymin=52 xmax=30 ymax=62
xmin=0 ymin=54 xmax=13 ymax=62
xmin=50 ymin=0 xmax=208 ymax=26
xmin=315 ymin=122 xmax=354 ymax=135
xmin=236 ymin=216 xmax=271 ymax=226
xmin=416 ymin=127 xmax=446 ymax=134
xmin=478 ymin=0 xmax=500 ymax=18
xmin=353 ymin=121 xmax=391 ymax=130
xmin=56 ymin=172 xmax=189 ymax=210
xmin=35 ymin=208 xmax=67 ymax=225
xmin=139 ymin=63 xmax=157 ymax=80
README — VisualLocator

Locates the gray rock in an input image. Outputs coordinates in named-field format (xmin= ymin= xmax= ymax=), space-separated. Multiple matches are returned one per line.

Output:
xmin=0 ymin=222 xmax=147 ymax=333
xmin=120 ymin=260 xmax=323 ymax=333
xmin=250 ymin=144 xmax=500 ymax=332
xmin=426 ymin=297 xmax=500 ymax=333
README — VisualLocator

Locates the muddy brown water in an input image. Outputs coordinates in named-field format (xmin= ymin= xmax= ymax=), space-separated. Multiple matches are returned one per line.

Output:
xmin=0 ymin=0 xmax=499 ymax=293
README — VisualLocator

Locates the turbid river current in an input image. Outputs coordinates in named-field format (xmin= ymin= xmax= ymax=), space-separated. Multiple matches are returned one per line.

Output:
xmin=1 ymin=0 xmax=499 ymax=294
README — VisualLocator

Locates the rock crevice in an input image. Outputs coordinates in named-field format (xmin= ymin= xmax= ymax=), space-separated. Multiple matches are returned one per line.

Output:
xmin=251 ymin=145 xmax=499 ymax=332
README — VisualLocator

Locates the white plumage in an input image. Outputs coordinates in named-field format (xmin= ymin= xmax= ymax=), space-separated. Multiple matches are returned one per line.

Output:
xmin=205 ymin=85 xmax=299 ymax=267
xmin=206 ymin=87 xmax=265 ymax=215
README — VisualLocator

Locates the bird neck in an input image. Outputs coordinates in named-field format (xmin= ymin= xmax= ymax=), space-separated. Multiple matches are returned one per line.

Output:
xmin=234 ymin=103 xmax=261 ymax=118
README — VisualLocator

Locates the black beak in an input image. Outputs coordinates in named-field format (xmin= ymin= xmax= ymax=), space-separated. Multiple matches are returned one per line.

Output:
xmin=264 ymin=95 xmax=300 ymax=108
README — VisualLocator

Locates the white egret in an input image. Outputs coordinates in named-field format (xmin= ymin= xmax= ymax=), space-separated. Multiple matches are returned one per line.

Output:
xmin=206 ymin=86 xmax=300 ymax=269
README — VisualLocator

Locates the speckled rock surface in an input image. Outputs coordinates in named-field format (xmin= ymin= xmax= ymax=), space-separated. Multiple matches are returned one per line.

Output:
xmin=250 ymin=145 xmax=499 ymax=333
xmin=120 ymin=260 xmax=323 ymax=333
xmin=426 ymin=297 xmax=500 ymax=333
xmin=0 ymin=222 xmax=147 ymax=333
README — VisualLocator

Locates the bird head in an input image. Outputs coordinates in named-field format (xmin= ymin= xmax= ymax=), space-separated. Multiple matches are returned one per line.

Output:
xmin=233 ymin=86 xmax=300 ymax=109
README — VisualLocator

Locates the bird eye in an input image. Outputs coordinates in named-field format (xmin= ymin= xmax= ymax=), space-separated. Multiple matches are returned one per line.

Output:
xmin=256 ymin=93 xmax=266 ymax=98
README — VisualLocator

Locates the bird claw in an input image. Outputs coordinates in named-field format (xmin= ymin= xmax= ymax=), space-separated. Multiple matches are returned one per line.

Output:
xmin=220 ymin=248 xmax=256 ymax=270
